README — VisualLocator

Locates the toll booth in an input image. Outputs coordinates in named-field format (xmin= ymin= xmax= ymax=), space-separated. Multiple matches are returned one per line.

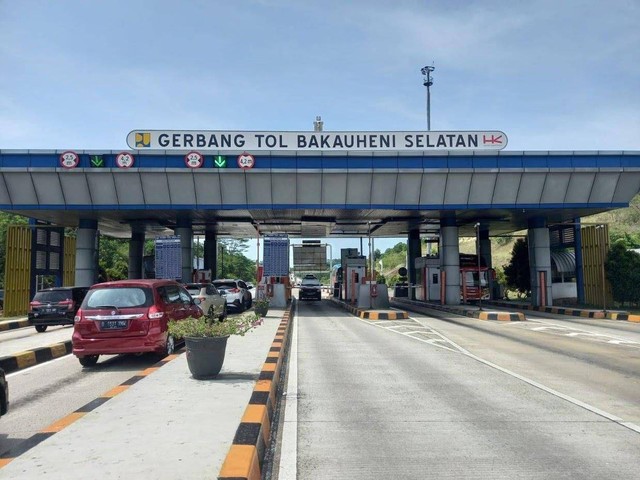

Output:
xmin=415 ymin=256 xmax=441 ymax=302
xmin=259 ymin=275 xmax=290 ymax=307
xmin=344 ymin=256 xmax=366 ymax=304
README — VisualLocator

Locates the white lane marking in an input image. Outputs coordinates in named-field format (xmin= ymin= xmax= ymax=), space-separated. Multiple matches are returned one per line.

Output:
xmin=356 ymin=315 xmax=462 ymax=353
xmin=278 ymin=302 xmax=298 ymax=480
xmin=438 ymin=332 xmax=640 ymax=435
xmin=527 ymin=323 xmax=640 ymax=349
xmin=528 ymin=319 xmax=640 ymax=345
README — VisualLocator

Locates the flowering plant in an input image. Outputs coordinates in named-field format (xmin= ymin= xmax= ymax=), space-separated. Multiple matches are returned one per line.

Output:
xmin=168 ymin=313 xmax=263 ymax=339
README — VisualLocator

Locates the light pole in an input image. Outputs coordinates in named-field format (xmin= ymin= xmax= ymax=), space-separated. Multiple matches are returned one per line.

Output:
xmin=219 ymin=243 xmax=224 ymax=278
xmin=421 ymin=65 xmax=435 ymax=131
xmin=475 ymin=222 xmax=482 ymax=311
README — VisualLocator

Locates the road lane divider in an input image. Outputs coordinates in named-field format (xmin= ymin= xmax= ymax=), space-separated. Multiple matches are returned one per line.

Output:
xmin=485 ymin=300 xmax=640 ymax=322
xmin=0 ymin=353 xmax=180 ymax=469
xmin=0 ymin=318 xmax=29 ymax=332
xmin=0 ymin=341 xmax=73 ymax=374
xmin=218 ymin=304 xmax=293 ymax=480
xmin=329 ymin=297 xmax=409 ymax=320
xmin=391 ymin=298 xmax=526 ymax=322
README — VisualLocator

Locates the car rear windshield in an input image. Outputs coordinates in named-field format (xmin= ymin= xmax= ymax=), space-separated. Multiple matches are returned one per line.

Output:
xmin=84 ymin=287 xmax=153 ymax=309
xmin=214 ymin=281 xmax=237 ymax=289
xmin=301 ymin=278 xmax=320 ymax=286
xmin=32 ymin=290 xmax=72 ymax=303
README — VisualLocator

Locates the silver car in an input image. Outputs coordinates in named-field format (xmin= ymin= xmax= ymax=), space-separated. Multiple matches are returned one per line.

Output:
xmin=213 ymin=279 xmax=252 ymax=312
xmin=185 ymin=283 xmax=227 ymax=321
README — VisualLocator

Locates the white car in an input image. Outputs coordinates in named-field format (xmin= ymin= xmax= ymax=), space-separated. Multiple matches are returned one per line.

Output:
xmin=213 ymin=279 xmax=252 ymax=312
xmin=185 ymin=283 xmax=227 ymax=321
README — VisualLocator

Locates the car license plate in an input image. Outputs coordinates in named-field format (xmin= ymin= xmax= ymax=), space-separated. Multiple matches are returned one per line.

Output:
xmin=44 ymin=308 xmax=54 ymax=313
xmin=100 ymin=320 xmax=128 ymax=330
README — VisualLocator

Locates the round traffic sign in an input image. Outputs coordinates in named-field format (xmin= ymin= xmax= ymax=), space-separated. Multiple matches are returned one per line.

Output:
xmin=237 ymin=152 xmax=255 ymax=169
xmin=59 ymin=151 xmax=80 ymax=169
xmin=184 ymin=151 xmax=204 ymax=168
xmin=115 ymin=152 xmax=135 ymax=169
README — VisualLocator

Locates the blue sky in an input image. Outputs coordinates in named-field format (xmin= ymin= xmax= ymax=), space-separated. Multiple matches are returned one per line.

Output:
xmin=1 ymin=0 xmax=639 ymax=258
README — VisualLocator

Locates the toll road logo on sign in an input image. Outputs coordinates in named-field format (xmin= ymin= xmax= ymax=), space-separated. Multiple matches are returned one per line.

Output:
xmin=237 ymin=152 xmax=255 ymax=169
xmin=482 ymin=134 xmax=504 ymax=146
xmin=116 ymin=152 xmax=135 ymax=168
xmin=59 ymin=151 xmax=80 ymax=169
xmin=135 ymin=132 xmax=151 ymax=148
xmin=184 ymin=151 xmax=204 ymax=168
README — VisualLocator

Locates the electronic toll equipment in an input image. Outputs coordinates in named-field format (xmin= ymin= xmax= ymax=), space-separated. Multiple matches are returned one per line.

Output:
xmin=330 ymin=265 xmax=343 ymax=298
xmin=415 ymin=256 xmax=441 ymax=301
xmin=344 ymin=256 xmax=366 ymax=304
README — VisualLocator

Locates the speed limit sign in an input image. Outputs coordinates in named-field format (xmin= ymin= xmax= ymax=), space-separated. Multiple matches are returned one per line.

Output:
xmin=237 ymin=152 xmax=255 ymax=169
xmin=116 ymin=152 xmax=135 ymax=168
xmin=184 ymin=151 xmax=204 ymax=168
xmin=59 ymin=151 xmax=80 ymax=169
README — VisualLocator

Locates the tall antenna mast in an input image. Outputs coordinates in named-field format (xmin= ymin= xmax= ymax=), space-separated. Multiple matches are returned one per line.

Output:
xmin=421 ymin=65 xmax=435 ymax=131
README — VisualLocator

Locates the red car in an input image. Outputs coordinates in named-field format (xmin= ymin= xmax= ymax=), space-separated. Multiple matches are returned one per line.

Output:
xmin=72 ymin=279 xmax=203 ymax=367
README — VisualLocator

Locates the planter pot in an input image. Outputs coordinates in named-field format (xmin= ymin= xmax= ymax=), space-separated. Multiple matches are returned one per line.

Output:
xmin=184 ymin=335 xmax=229 ymax=379
xmin=254 ymin=305 xmax=269 ymax=317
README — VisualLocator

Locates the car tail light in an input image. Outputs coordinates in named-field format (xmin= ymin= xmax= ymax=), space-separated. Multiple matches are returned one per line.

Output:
xmin=148 ymin=305 xmax=165 ymax=319
xmin=228 ymin=288 xmax=240 ymax=293
xmin=197 ymin=296 xmax=207 ymax=302
xmin=59 ymin=299 xmax=74 ymax=311
xmin=29 ymin=301 xmax=41 ymax=313
xmin=74 ymin=308 xmax=83 ymax=323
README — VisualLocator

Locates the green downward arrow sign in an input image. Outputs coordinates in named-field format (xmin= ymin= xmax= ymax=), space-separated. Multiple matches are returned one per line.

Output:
xmin=90 ymin=155 xmax=104 ymax=167
xmin=214 ymin=155 xmax=227 ymax=168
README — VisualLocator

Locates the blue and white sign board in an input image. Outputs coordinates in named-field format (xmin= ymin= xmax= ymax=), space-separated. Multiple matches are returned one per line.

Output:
xmin=155 ymin=236 xmax=182 ymax=280
xmin=127 ymin=130 xmax=508 ymax=151
xmin=263 ymin=234 xmax=290 ymax=277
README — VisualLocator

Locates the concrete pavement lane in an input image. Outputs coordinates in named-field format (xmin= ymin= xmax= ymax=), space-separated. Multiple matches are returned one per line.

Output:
xmin=291 ymin=301 xmax=640 ymax=479
xmin=407 ymin=310 xmax=640 ymax=424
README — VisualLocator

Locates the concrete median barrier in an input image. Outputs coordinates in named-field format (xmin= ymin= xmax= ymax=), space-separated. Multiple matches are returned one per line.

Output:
xmin=0 ymin=341 xmax=72 ymax=374
xmin=218 ymin=304 xmax=293 ymax=480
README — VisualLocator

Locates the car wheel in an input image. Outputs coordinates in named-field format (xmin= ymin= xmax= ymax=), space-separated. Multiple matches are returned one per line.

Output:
xmin=79 ymin=355 xmax=99 ymax=367
xmin=35 ymin=325 xmax=48 ymax=333
xmin=219 ymin=304 xmax=227 ymax=322
xmin=165 ymin=335 xmax=176 ymax=356
xmin=247 ymin=296 xmax=253 ymax=308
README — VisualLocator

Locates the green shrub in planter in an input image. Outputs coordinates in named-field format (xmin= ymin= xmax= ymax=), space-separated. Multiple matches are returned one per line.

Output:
xmin=168 ymin=313 xmax=264 ymax=379
xmin=168 ymin=313 xmax=263 ymax=339
xmin=253 ymin=297 xmax=270 ymax=316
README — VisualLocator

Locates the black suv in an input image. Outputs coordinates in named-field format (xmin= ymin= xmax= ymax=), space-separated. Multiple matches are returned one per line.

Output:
xmin=0 ymin=368 xmax=8 ymax=419
xmin=28 ymin=287 xmax=89 ymax=332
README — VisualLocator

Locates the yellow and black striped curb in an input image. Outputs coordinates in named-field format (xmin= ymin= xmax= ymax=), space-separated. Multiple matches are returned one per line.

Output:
xmin=391 ymin=298 xmax=526 ymax=322
xmin=0 ymin=353 xmax=180 ymax=469
xmin=486 ymin=300 xmax=640 ymax=322
xmin=329 ymin=297 xmax=409 ymax=320
xmin=218 ymin=304 xmax=294 ymax=480
xmin=474 ymin=311 xmax=525 ymax=322
xmin=358 ymin=310 xmax=408 ymax=320
xmin=0 ymin=318 xmax=30 ymax=332
xmin=607 ymin=312 xmax=640 ymax=322
xmin=0 ymin=341 xmax=72 ymax=374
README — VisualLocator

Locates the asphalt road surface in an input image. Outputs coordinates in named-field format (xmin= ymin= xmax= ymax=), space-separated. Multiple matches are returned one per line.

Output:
xmin=279 ymin=300 xmax=640 ymax=479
